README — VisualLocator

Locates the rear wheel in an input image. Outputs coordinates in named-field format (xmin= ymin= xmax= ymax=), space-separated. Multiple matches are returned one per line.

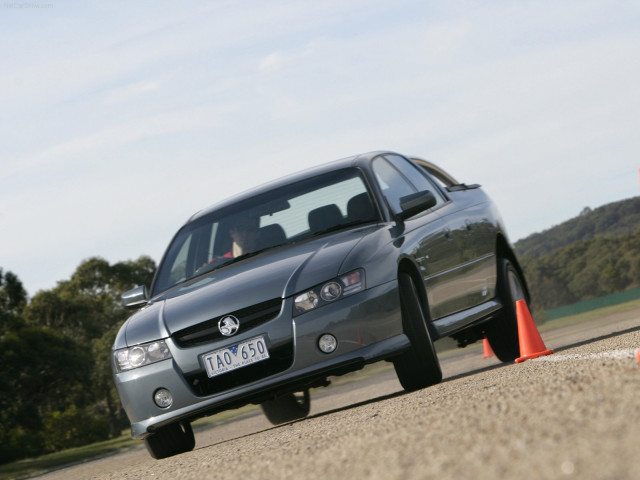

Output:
xmin=261 ymin=390 xmax=311 ymax=425
xmin=393 ymin=273 xmax=442 ymax=392
xmin=484 ymin=258 xmax=526 ymax=362
xmin=144 ymin=421 xmax=195 ymax=459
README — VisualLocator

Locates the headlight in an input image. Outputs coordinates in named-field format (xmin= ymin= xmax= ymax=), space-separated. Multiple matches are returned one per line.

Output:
xmin=114 ymin=340 xmax=172 ymax=373
xmin=293 ymin=269 xmax=365 ymax=316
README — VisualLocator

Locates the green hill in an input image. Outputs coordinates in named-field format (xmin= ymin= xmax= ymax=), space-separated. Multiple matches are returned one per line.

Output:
xmin=513 ymin=196 xmax=640 ymax=313
xmin=514 ymin=196 xmax=640 ymax=258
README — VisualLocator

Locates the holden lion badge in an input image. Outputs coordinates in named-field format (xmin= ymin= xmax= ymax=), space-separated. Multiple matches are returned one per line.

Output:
xmin=218 ymin=315 xmax=240 ymax=336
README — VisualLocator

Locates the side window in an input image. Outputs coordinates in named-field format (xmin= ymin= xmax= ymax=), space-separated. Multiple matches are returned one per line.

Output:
xmin=158 ymin=221 xmax=216 ymax=289
xmin=161 ymin=232 xmax=192 ymax=288
xmin=415 ymin=163 xmax=449 ymax=190
xmin=385 ymin=154 xmax=445 ymax=207
xmin=372 ymin=157 xmax=416 ymax=214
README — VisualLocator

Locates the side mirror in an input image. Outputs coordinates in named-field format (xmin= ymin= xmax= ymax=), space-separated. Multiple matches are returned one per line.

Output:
xmin=122 ymin=285 xmax=149 ymax=309
xmin=397 ymin=190 xmax=437 ymax=221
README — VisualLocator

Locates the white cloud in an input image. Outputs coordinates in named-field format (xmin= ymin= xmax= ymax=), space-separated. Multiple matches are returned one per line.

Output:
xmin=103 ymin=81 xmax=160 ymax=104
xmin=259 ymin=52 xmax=284 ymax=71
xmin=1 ymin=107 xmax=228 ymax=178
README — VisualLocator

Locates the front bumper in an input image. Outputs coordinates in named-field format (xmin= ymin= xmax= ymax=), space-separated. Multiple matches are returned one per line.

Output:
xmin=113 ymin=280 xmax=405 ymax=439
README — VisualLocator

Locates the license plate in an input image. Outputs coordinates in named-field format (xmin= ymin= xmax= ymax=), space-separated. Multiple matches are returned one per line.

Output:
xmin=202 ymin=336 xmax=270 ymax=378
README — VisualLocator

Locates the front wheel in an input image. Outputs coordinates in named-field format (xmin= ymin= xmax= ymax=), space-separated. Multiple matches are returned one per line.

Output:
xmin=484 ymin=257 xmax=526 ymax=362
xmin=261 ymin=390 xmax=311 ymax=425
xmin=393 ymin=273 xmax=442 ymax=392
xmin=144 ymin=421 xmax=195 ymax=459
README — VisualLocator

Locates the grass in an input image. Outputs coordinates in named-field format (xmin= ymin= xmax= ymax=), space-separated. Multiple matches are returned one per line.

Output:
xmin=0 ymin=436 xmax=139 ymax=480
xmin=3 ymin=298 xmax=639 ymax=479
xmin=536 ymin=298 xmax=640 ymax=332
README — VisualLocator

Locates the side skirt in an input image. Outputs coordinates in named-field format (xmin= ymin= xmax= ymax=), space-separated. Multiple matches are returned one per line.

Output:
xmin=431 ymin=299 xmax=502 ymax=340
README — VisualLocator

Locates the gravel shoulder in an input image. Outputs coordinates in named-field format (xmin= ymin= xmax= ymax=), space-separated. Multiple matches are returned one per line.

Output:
xmin=37 ymin=309 xmax=640 ymax=480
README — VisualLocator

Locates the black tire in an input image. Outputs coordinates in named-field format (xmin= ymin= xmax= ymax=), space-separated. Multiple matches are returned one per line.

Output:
xmin=261 ymin=390 xmax=311 ymax=425
xmin=484 ymin=257 xmax=526 ymax=362
xmin=144 ymin=421 xmax=195 ymax=459
xmin=392 ymin=273 xmax=442 ymax=392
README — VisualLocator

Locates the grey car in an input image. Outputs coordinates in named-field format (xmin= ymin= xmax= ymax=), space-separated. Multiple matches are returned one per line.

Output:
xmin=113 ymin=151 xmax=528 ymax=459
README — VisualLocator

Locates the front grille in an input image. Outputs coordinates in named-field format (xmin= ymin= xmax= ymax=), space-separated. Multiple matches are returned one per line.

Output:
xmin=185 ymin=342 xmax=294 ymax=396
xmin=173 ymin=298 xmax=283 ymax=348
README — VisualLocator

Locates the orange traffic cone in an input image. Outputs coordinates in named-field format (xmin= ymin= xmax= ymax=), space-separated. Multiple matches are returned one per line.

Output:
xmin=482 ymin=337 xmax=495 ymax=359
xmin=636 ymin=349 xmax=640 ymax=365
xmin=515 ymin=299 xmax=553 ymax=363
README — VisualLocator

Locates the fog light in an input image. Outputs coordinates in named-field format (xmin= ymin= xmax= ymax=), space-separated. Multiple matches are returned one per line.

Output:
xmin=154 ymin=388 xmax=173 ymax=408
xmin=318 ymin=334 xmax=337 ymax=353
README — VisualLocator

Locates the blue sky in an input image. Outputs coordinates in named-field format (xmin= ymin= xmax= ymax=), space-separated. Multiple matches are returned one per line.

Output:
xmin=1 ymin=0 xmax=639 ymax=296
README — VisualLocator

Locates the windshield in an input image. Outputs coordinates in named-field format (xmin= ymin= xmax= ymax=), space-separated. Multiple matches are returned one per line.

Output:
xmin=152 ymin=168 xmax=378 ymax=295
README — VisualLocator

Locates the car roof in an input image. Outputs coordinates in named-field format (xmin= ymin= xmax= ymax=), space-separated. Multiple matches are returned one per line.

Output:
xmin=187 ymin=151 xmax=390 ymax=223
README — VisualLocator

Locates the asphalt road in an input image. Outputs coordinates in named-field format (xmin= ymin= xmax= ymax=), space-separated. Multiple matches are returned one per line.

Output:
xmin=38 ymin=307 xmax=640 ymax=480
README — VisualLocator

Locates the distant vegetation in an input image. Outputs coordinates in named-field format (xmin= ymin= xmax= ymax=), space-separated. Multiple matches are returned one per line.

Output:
xmin=1 ymin=196 xmax=638 ymax=465
xmin=0 ymin=258 xmax=155 ymax=464
xmin=515 ymin=197 xmax=640 ymax=313
xmin=514 ymin=197 xmax=640 ymax=258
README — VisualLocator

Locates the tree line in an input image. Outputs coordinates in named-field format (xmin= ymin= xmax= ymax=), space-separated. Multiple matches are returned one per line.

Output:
xmin=514 ymin=196 xmax=640 ymax=258
xmin=0 ymin=257 xmax=155 ymax=464
xmin=514 ymin=196 xmax=640 ymax=314
xmin=520 ymin=233 xmax=640 ymax=313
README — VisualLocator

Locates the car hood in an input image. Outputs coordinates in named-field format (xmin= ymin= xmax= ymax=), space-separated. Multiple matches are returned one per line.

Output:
xmin=120 ymin=225 xmax=381 ymax=347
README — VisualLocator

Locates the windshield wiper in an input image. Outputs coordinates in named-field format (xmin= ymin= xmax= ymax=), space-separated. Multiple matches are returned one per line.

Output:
xmin=193 ymin=242 xmax=291 ymax=279
xmin=310 ymin=219 xmax=373 ymax=237
xmin=192 ymin=256 xmax=234 ymax=277
xmin=225 ymin=243 xmax=288 ymax=264
xmin=157 ymin=243 xmax=291 ymax=295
